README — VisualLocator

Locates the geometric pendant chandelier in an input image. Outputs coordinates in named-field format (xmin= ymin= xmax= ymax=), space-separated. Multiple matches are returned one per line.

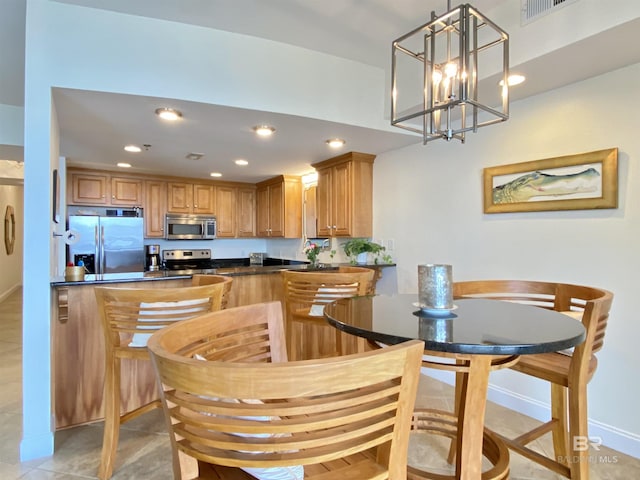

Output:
xmin=391 ymin=2 xmax=509 ymax=144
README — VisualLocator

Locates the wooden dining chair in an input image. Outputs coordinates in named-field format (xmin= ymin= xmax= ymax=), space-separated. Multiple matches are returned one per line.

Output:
xmin=191 ymin=274 xmax=233 ymax=308
xmin=451 ymin=280 xmax=613 ymax=480
xmin=281 ymin=266 xmax=375 ymax=360
xmin=94 ymin=279 xmax=230 ymax=480
xmin=147 ymin=301 xmax=424 ymax=480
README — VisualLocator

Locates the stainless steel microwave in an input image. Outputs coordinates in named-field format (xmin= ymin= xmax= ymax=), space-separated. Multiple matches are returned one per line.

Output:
xmin=165 ymin=214 xmax=216 ymax=240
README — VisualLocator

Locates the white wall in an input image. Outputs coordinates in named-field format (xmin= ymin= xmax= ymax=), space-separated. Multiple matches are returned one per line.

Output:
xmin=22 ymin=0 xmax=393 ymax=460
xmin=373 ymin=62 xmax=640 ymax=457
xmin=0 ymin=184 xmax=23 ymax=300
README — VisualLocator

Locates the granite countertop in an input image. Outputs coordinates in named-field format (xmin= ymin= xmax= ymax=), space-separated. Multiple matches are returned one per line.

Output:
xmin=50 ymin=262 xmax=395 ymax=286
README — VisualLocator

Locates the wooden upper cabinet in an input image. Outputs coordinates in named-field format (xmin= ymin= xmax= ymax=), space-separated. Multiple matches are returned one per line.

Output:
xmin=111 ymin=176 xmax=143 ymax=206
xmin=69 ymin=171 xmax=143 ymax=207
xmin=312 ymin=152 xmax=375 ymax=238
xmin=193 ymin=184 xmax=215 ymax=214
xmin=256 ymin=175 xmax=302 ymax=238
xmin=144 ymin=180 xmax=167 ymax=238
xmin=167 ymin=182 xmax=215 ymax=214
xmin=69 ymin=172 xmax=109 ymax=205
xmin=215 ymin=186 xmax=237 ymax=238
xmin=237 ymin=187 xmax=256 ymax=237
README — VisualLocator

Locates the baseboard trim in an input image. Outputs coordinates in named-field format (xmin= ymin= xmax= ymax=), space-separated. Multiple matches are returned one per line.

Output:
xmin=0 ymin=283 xmax=21 ymax=304
xmin=424 ymin=368 xmax=640 ymax=460
xmin=20 ymin=430 xmax=54 ymax=461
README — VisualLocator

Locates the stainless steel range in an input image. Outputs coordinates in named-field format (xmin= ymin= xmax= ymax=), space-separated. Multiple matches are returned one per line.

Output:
xmin=162 ymin=249 xmax=218 ymax=273
xmin=162 ymin=249 xmax=251 ymax=273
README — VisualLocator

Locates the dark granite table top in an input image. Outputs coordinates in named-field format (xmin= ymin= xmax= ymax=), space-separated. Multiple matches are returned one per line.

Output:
xmin=324 ymin=294 xmax=586 ymax=356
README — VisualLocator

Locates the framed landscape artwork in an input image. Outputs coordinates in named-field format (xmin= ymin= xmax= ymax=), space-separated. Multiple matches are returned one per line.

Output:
xmin=483 ymin=148 xmax=618 ymax=214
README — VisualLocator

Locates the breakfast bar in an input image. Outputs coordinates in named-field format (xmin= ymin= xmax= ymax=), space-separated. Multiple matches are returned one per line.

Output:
xmin=50 ymin=262 xmax=394 ymax=429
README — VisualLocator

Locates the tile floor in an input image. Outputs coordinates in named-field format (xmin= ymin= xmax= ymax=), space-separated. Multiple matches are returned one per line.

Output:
xmin=1 ymin=287 xmax=638 ymax=479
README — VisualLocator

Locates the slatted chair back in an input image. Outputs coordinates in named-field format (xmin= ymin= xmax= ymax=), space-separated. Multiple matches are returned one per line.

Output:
xmin=148 ymin=301 xmax=424 ymax=480
xmin=94 ymin=282 xmax=229 ymax=480
xmin=191 ymin=274 xmax=233 ymax=309
xmin=281 ymin=267 xmax=375 ymax=360
xmin=452 ymin=280 xmax=613 ymax=480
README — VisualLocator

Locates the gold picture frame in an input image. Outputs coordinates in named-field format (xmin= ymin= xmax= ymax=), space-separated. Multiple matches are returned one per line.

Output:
xmin=483 ymin=148 xmax=618 ymax=214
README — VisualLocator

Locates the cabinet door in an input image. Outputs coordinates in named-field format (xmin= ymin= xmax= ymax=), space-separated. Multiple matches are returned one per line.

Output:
xmin=256 ymin=186 xmax=271 ymax=237
xmin=167 ymin=182 xmax=193 ymax=213
xmin=111 ymin=177 xmax=143 ymax=206
xmin=215 ymin=186 xmax=237 ymax=238
xmin=268 ymin=182 xmax=285 ymax=237
xmin=144 ymin=181 xmax=167 ymax=238
xmin=331 ymin=162 xmax=352 ymax=236
xmin=316 ymin=168 xmax=333 ymax=237
xmin=70 ymin=173 xmax=109 ymax=205
xmin=237 ymin=187 xmax=256 ymax=237
xmin=193 ymin=184 xmax=215 ymax=214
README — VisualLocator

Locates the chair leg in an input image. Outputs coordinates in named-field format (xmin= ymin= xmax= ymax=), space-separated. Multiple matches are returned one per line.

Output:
xmin=550 ymin=383 xmax=569 ymax=465
xmin=446 ymin=370 xmax=465 ymax=464
xmin=567 ymin=383 xmax=591 ymax=480
xmin=98 ymin=356 xmax=121 ymax=480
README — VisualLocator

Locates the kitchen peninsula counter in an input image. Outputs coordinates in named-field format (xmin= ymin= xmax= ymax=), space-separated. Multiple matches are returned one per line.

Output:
xmin=50 ymin=262 xmax=394 ymax=286
xmin=50 ymin=262 xmax=394 ymax=429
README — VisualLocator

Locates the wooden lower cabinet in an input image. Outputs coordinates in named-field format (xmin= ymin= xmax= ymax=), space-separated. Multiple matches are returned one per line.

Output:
xmin=52 ymin=279 xmax=190 ymax=429
xmin=224 ymin=272 xmax=283 ymax=308
xmin=52 ymin=269 xmax=384 ymax=428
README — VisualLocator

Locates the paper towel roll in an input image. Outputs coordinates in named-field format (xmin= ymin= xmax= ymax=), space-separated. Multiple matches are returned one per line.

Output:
xmin=63 ymin=229 xmax=80 ymax=245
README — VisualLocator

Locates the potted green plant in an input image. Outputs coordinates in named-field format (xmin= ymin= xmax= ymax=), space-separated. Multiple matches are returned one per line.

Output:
xmin=342 ymin=238 xmax=386 ymax=264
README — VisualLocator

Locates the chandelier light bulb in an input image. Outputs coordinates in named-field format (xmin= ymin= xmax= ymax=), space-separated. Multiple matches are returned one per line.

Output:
xmin=444 ymin=62 xmax=457 ymax=78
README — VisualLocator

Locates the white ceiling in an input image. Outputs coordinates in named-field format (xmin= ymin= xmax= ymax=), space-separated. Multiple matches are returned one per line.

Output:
xmin=3 ymin=0 xmax=640 ymax=183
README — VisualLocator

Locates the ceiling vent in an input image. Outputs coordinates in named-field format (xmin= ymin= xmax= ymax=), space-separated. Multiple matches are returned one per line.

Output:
xmin=521 ymin=0 xmax=579 ymax=25
xmin=185 ymin=152 xmax=204 ymax=161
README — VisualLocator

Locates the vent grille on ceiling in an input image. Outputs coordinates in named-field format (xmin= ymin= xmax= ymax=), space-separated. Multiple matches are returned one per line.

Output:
xmin=521 ymin=0 xmax=579 ymax=24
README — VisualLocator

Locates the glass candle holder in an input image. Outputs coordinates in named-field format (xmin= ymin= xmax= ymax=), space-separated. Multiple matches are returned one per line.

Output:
xmin=418 ymin=264 xmax=453 ymax=309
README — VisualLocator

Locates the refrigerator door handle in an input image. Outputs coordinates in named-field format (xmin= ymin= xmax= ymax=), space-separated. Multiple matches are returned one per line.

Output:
xmin=94 ymin=225 xmax=100 ymax=274
xmin=100 ymin=226 xmax=106 ymax=274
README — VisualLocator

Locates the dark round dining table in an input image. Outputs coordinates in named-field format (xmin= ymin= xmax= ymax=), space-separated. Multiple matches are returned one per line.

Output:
xmin=324 ymin=294 xmax=587 ymax=480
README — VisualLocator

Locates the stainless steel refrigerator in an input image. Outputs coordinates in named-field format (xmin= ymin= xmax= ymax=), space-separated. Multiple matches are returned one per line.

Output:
xmin=68 ymin=215 xmax=145 ymax=274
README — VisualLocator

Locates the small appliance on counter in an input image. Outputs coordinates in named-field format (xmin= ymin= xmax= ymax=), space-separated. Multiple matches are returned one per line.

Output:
xmin=145 ymin=244 xmax=161 ymax=271
xmin=249 ymin=252 xmax=267 ymax=266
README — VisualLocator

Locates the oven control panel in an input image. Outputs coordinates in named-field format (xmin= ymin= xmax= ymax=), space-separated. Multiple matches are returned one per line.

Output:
xmin=162 ymin=249 xmax=212 ymax=261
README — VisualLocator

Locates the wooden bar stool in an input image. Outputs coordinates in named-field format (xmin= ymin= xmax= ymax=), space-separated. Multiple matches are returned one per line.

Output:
xmin=281 ymin=266 xmax=374 ymax=360
xmin=94 ymin=279 xmax=230 ymax=479
xmin=451 ymin=280 xmax=613 ymax=480
xmin=147 ymin=301 xmax=425 ymax=480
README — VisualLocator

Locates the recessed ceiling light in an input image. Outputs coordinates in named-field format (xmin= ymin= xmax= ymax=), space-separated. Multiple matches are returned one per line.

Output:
xmin=234 ymin=159 xmax=249 ymax=166
xmin=326 ymin=138 xmax=346 ymax=148
xmin=117 ymin=162 xmax=131 ymax=168
xmin=155 ymin=107 xmax=182 ymax=121
xmin=124 ymin=145 xmax=141 ymax=153
xmin=210 ymin=172 xmax=222 ymax=177
xmin=253 ymin=125 xmax=276 ymax=137
xmin=499 ymin=74 xmax=526 ymax=87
